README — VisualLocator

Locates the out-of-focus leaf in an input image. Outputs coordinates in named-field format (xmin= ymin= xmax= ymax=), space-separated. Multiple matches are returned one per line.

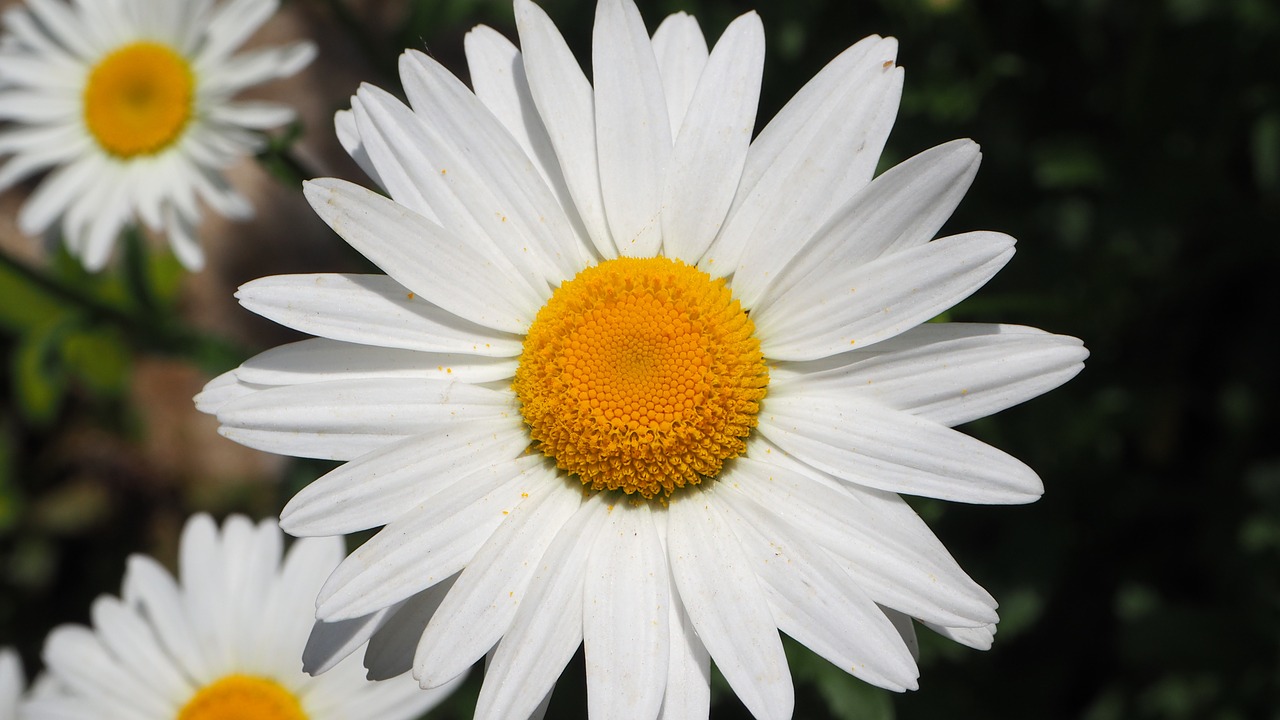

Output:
xmin=11 ymin=320 xmax=72 ymax=427
xmin=62 ymin=324 xmax=131 ymax=397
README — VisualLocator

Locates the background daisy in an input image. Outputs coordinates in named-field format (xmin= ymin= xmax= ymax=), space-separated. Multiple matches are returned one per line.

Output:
xmin=0 ymin=0 xmax=315 ymax=270
xmin=199 ymin=0 xmax=1086 ymax=717
xmin=20 ymin=513 xmax=462 ymax=720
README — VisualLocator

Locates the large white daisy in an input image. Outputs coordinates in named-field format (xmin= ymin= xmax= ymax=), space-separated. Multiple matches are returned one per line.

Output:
xmin=197 ymin=0 xmax=1088 ymax=717
xmin=21 ymin=514 xmax=462 ymax=720
xmin=0 ymin=0 xmax=315 ymax=271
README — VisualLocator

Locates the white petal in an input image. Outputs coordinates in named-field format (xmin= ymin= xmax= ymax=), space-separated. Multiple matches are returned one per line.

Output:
xmin=772 ymin=323 xmax=1088 ymax=427
xmin=214 ymin=377 xmax=517 ymax=461
xmin=305 ymin=177 xmax=542 ymax=334
xmin=464 ymin=24 xmax=595 ymax=257
xmin=667 ymin=489 xmax=793 ymax=720
xmin=414 ymin=476 xmax=583 ymax=688
xmin=657 ymin=589 xmax=710 ymax=720
xmin=713 ymin=485 xmax=919 ymax=691
xmin=398 ymin=50 xmax=594 ymax=282
xmin=334 ymin=107 xmax=383 ymax=188
xmin=726 ymin=451 xmax=998 ymax=627
xmin=206 ymin=100 xmax=295 ymax=129
xmin=280 ymin=418 xmax=531 ymax=537
xmin=659 ymin=12 xmax=763 ymax=263
xmin=923 ymin=621 xmax=996 ymax=651
xmin=89 ymin=596 xmax=193 ymax=704
xmin=475 ymin=495 xmax=611 ymax=720
xmin=198 ymin=0 xmax=276 ymax=62
xmin=235 ymin=338 xmax=518 ymax=386
xmin=757 ymin=139 xmax=982 ymax=305
xmin=235 ymin=273 xmax=522 ymax=357
xmin=704 ymin=36 xmax=901 ymax=293
xmin=41 ymin=625 xmax=170 ymax=718
xmin=650 ymin=12 xmax=708 ymax=137
xmin=315 ymin=456 xmax=552 ymax=621
xmin=199 ymin=42 xmax=316 ymax=95
xmin=121 ymin=555 xmax=213 ymax=683
xmin=583 ymin=503 xmax=669 ymax=720
xmin=514 ymin=0 xmax=616 ymax=257
xmin=592 ymin=0 xmax=670 ymax=256
xmin=758 ymin=395 xmax=1043 ymax=504
xmin=755 ymin=231 xmax=1017 ymax=361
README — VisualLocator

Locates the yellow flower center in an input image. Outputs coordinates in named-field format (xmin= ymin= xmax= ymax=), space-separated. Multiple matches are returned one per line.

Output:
xmin=83 ymin=41 xmax=194 ymax=158
xmin=177 ymin=674 xmax=307 ymax=720
xmin=514 ymin=257 xmax=768 ymax=499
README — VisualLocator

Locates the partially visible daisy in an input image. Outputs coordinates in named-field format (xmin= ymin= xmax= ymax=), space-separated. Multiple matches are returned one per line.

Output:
xmin=0 ymin=648 xmax=23 ymax=720
xmin=199 ymin=0 xmax=1088 ymax=717
xmin=0 ymin=0 xmax=315 ymax=270
xmin=21 ymin=514 xmax=462 ymax=720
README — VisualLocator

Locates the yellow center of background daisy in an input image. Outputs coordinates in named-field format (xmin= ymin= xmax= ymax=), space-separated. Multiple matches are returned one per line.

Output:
xmin=178 ymin=674 xmax=307 ymax=720
xmin=83 ymin=41 xmax=194 ymax=158
xmin=514 ymin=257 xmax=768 ymax=499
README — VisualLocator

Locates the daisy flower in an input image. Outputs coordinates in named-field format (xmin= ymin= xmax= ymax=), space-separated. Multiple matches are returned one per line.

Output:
xmin=21 ymin=514 xmax=462 ymax=720
xmin=0 ymin=0 xmax=316 ymax=271
xmin=197 ymin=0 xmax=1088 ymax=717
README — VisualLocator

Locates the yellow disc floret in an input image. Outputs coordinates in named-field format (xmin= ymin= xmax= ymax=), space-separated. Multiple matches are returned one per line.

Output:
xmin=83 ymin=41 xmax=194 ymax=158
xmin=514 ymin=257 xmax=768 ymax=499
xmin=178 ymin=674 xmax=307 ymax=720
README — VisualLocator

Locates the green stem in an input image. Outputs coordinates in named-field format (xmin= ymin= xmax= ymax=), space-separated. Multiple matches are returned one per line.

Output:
xmin=0 ymin=249 xmax=246 ymax=373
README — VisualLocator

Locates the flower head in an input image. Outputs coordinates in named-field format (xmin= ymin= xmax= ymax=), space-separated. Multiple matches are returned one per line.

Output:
xmin=198 ymin=0 xmax=1088 ymax=717
xmin=0 ymin=0 xmax=316 ymax=270
xmin=21 ymin=514 xmax=461 ymax=720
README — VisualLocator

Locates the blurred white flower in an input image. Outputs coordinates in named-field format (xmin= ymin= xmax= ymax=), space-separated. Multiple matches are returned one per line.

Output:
xmin=0 ymin=0 xmax=315 ymax=270
xmin=21 ymin=514 xmax=462 ymax=720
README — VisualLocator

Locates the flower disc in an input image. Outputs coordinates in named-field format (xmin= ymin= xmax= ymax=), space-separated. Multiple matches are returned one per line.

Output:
xmin=514 ymin=256 xmax=768 ymax=498
xmin=178 ymin=674 xmax=306 ymax=720
xmin=83 ymin=41 xmax=194 ymax=158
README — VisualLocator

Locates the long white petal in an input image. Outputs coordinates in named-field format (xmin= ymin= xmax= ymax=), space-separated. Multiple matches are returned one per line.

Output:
xmin=660 ymin=12 xmax=763 ymax=264
xmin=514 ymin=0 xmax=616 ymax=257
xmin=755 ymin=231 xmax=1016 ymax=362
xmin=235 ymin=274 xmax=523 ymax=357
xmin=650 ymin=12 xmax=708 ymax=137
xmin=772 ymin=323 xmax=1088 ymax=427
xmin=667 ymin=489 xmax=793 ymax=720
xmin=305 ymin=177 xmax=543 ymax=334
xmin=235 ymin=338 xmax=518 ymax=386
xmin=583 ymin=503 xmax=669 ymax=720
xmin=758 ymin=395 xmax=1043 ymax=504
xmin=215 ymin=377 xmax=517 ymax=461
xmin=279 ymin=419 xmax=531 ymax=537
xmin=593 ymin=0 xmax=670 ymax=256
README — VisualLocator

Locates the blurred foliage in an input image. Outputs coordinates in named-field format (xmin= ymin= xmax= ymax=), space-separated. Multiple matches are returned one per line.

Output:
xmin=3 ymin=0 xmax=1278 ymax=718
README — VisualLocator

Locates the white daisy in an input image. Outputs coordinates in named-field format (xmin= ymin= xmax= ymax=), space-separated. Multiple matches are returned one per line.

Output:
xmin=21 ymin=514 xmax=463 ymax=720
xmin=0 ymin=648 xmax=23 ymax=720
xmin=197 ymin=0 xmax=1088 ymax=717
xmin=0 ymin=0 xmax=315 ymax=271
